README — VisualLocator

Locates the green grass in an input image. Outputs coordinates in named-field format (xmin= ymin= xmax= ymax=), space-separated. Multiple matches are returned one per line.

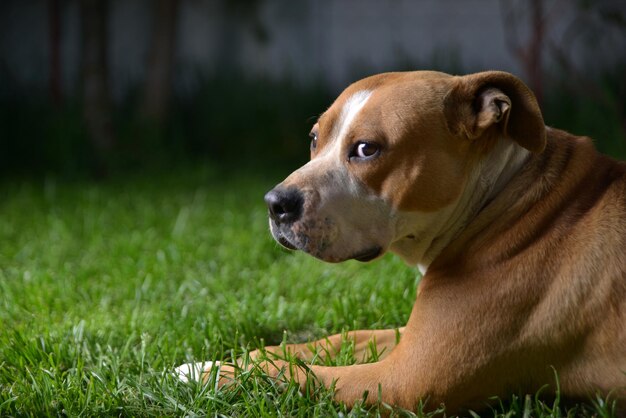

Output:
xmin=0 ymin=166 xmax=618 ymax=417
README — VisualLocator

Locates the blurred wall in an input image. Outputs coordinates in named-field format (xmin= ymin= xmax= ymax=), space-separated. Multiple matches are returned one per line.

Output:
xmin=2 ymin=0 xmax=623 ymax=99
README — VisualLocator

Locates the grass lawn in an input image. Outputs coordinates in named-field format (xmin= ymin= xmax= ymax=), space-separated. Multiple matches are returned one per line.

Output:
xmin=0 ymin=166 xmax=617 ymax=417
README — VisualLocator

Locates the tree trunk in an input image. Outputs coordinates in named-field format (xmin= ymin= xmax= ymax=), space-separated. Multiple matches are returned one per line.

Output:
xmin=141 ymin=0 xmax=179 ymax=124
xmin=81 ymin=0 xmax=115 ymax=176
xmin=500 ymin=0 xmax=545 ymax=107
xmin=48 ymin=0 xmax=62 ymax=106
xmin=525 ymin=0 xmax=544 ymax=107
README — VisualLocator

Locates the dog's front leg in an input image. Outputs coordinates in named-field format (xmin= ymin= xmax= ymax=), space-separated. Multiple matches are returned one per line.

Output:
xmin=203 ymin=347 xmax=422 ymax=411
xmin=248 ymin=327 xmax=405 ymax=364
xmin=174 ymin=329 xmax=404 ymax=388
xmin=177 ymin=335 xmax=421 ymax=410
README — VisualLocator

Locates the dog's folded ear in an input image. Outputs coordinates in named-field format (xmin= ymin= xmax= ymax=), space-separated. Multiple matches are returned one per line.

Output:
xmin=444 ymin=71 xmax=546 ymax=153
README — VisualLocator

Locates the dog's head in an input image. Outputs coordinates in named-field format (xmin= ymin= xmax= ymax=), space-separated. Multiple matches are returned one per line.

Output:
xmin=265 ymin=71 xmax=545 ymax=265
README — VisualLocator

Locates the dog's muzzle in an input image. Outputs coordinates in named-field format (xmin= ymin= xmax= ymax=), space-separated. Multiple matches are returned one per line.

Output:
xmin=264 ymin=184 xmax=385 ymax=263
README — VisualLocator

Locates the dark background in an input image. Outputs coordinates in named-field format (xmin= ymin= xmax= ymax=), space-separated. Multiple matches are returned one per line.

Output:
xmin=1 ymin=0 xmax=625 ymax=180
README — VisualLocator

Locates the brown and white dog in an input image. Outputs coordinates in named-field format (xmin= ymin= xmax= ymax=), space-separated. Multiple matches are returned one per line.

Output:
xmin=177 ymin=71 xmax=626 ymax=413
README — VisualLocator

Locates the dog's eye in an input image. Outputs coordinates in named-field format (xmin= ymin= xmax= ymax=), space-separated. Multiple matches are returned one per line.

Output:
xmin=309 ymin=132 xmax=318 ymax=151
xmin=350 ymin=141 xmax=380 ymax=160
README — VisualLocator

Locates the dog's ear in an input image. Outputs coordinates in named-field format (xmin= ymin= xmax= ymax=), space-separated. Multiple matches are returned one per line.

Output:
xmin=443 ymin=71 xmax=546 ymax=153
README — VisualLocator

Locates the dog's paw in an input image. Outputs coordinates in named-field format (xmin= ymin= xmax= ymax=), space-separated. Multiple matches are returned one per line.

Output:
xmin=174 ymin=361 xmax=219 ymax=383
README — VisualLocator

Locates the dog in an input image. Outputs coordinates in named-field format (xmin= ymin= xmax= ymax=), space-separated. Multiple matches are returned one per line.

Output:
xmin=177 ymin=70 xmax=626 ymax=414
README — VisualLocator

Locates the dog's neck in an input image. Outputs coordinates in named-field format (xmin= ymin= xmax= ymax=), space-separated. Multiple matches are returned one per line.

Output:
xmin=390 ymin=138 xmax=530 ymax=273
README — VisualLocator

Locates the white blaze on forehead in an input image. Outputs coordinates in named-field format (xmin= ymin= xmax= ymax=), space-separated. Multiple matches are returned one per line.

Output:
xmin=311 ymin=89 xmax=374 ymax=196
xmin=330 ymin=90 xmax=373 ymax=151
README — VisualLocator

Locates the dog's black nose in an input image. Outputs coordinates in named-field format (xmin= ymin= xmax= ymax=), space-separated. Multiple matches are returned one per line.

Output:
xmin=264 ymin=187 xmax=303 ymax=225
